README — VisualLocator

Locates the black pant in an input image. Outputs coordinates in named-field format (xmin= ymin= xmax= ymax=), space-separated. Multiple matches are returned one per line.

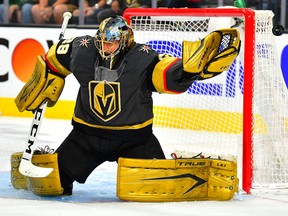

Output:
xmin=56 ymin=128 xmax=165 ymax=185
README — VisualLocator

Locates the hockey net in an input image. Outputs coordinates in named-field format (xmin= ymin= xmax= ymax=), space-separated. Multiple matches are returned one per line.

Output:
xmin=123 ymin=8 xmax=288 ymax=194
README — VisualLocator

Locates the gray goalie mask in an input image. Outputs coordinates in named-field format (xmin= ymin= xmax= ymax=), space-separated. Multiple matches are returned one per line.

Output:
xmin=94 ymin=16 xmax=134 ymax=65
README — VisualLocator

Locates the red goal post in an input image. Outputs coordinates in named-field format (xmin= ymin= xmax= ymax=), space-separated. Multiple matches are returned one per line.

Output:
xmin=123 ymin=8 xmax=288 ymax=195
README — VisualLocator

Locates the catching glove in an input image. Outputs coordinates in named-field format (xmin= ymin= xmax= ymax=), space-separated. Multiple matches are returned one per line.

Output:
xmin=183 ymin=28 xmax=241 ymax=80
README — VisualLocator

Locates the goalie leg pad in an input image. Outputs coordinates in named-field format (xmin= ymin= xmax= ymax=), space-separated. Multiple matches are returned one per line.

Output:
xmin=117 ymin=157 xmax=238 ymax=202
xmin=10 ymin=152 xmax=64 ymax=196
xmin=11 ymin=152 xmax=28 ymax=189
xmin=26 ymin=153 xmax=63 ymax=196
xmin=14 ymin=55 xmax=65 ymax=112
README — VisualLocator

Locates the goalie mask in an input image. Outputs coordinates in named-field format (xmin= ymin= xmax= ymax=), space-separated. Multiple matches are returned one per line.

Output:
xmin=95 ymin=16 xmax=134 ymax=61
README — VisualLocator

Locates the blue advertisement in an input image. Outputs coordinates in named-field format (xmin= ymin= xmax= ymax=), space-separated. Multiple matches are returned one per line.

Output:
xmin=281 ymin=45 xmax=288 ymax=89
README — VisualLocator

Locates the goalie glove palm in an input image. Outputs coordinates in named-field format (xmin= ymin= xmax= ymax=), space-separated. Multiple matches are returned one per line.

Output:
xmin=183 ymin=28 xmax=241 ymax=79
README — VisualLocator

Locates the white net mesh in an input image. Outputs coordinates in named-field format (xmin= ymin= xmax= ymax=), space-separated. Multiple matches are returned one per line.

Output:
xmin=125 ymin=8 xmax=288 ymax=193
xmin=252 ymin=11 xmax=288 ymax=190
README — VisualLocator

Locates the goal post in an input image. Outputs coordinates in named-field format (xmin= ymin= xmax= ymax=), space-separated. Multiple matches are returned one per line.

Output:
xmin=123 ymin=7 xmax=288 ymax=194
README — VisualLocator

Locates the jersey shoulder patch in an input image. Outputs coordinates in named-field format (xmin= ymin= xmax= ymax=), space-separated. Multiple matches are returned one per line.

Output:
xmin=77 ymin=36 xmax=93 ymax=48
xmin=138 ymin=44 xmax=152 ymax=54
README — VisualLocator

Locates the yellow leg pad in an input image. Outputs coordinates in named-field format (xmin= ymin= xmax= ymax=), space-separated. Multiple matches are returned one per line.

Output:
xmin=10 ymin=152 xmax=63 ymax=196
xmin=117 ymin=157 xmax=238 ymax=202
xmin=11 ymin=152 xmax=28 ymax=189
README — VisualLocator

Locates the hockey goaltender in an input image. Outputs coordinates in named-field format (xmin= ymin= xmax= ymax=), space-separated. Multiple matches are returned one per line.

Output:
xmin=11 ymin=15 xmax=240 ymax=202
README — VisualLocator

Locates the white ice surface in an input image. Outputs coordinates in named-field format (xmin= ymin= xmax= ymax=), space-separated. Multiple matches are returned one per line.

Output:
xmin=0 ymin=116 xmax=288 ymax=216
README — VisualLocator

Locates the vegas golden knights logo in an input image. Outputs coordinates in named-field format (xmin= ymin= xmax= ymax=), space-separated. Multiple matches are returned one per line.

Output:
xmin=89 ymin=81 xmax=121 ymax=122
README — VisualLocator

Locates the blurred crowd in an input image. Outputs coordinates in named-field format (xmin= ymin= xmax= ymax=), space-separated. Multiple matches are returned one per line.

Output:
xmin=0 ymin=0 xmax=282 ymax=26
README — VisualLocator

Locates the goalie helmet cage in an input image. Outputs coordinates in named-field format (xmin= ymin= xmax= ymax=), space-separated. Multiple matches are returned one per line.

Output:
xmin=123 ymin=8 xmax=288 ymax=194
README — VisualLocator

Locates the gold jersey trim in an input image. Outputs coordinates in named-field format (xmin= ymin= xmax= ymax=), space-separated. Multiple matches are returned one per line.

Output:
xmin=152 ymin=56 xmax=179 ymax=94
xmin=72 ymin=114 xmax=153 ymax=130
xmin=46 ymin=43 xmax=71 ymax=77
